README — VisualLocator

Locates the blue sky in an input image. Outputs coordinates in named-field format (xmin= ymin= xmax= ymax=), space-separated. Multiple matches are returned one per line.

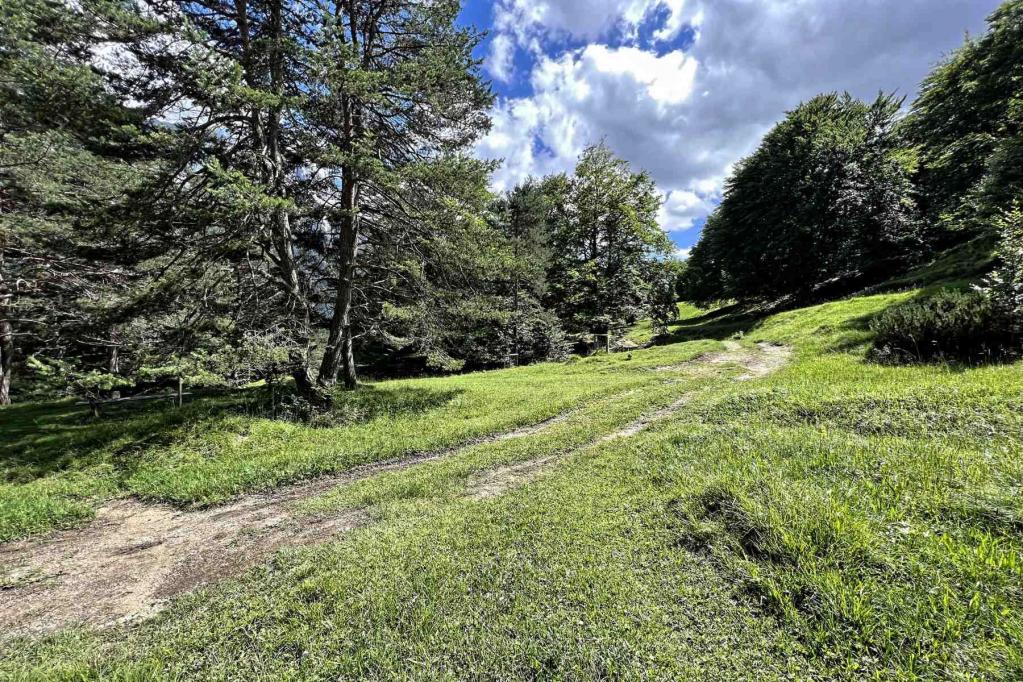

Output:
xmin=455 ymin=0 xmax=998 ymax=255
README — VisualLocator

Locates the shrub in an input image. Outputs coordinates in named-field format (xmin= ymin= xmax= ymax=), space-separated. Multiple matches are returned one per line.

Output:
xmin=869 ymin=290 xmax=1018 ymax=364
xmin=979 ymin=205 xmax=1023 ymax=332
xmin=515 ymin=306 xmax=571 ymax=364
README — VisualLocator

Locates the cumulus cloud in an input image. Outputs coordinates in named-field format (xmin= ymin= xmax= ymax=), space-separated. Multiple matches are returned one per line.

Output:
xmin=487 ymin=33 xmax=516 ymax=83
xmin=478 ymin=44 xmax=701 ymax=191
xmin=493 ymin=0 xmax=684 ymax=44
xmin=658 ymin=189 xmax=716 ymax=233
xmin=476 ymin=0 xmax=998 ymax=237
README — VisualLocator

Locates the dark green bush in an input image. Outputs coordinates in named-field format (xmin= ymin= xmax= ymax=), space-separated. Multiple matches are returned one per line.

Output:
xmin=870 ymin=290 xmax=1019 ymax=364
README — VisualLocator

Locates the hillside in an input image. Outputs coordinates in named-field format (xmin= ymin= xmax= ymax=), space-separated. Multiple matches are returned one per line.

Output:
xmin=5 ymin=0 xmax=1023 ymax=678
xmin=2 ymin=272 xmax=1021 ymax=680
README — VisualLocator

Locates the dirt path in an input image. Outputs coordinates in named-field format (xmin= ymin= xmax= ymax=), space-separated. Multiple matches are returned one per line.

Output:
xmin=0 ymin=342 xmax=792 ymax=638
xmin=0 ymin=413 xmax=572 ymax=638
xmin=466 ymin=341 xmax=793 ymax=500
xmin=0 ymin=497 xmax=369 ymax=639
xmin=467 ymin=456 xmax=560 ymax=500
xmin=464 ymin=394 xmax=697 ymax=500
xmin=658 ymin=340 xmax=792 ymax=381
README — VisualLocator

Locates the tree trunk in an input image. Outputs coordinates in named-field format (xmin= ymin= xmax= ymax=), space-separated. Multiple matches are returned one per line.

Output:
xmin=318 ymin=180 xmax=360 ymax=389
xmin=1 ymin=240 xmax=11 ymax=405
xmin=253 ymin=0 xmax=322 ymax=404
xmin=292 ymin=362 xmax=330 ymax=407
xmin=318 ymin=1 xmax=363 ymax=392
xmin=511 ymin=231 xmax=520 ymax=367
xmin=264 ymin=1 xmax=303 ymax=318
xmin=340 ymin=329 xmax=356 ymax=389
xmin=108 ymin=330 xmax=121 ymax=400
xmin=0 ymin=318 xmax=11 ymax=406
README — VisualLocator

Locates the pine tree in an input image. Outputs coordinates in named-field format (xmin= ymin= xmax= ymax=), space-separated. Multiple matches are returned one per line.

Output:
xmin=495 ymin=178 xmax=564 ymax=365
xmin=120 ymin=0 xmax=492 ymax=402
xmin=0 ymin=0 xmax=149 ymax=404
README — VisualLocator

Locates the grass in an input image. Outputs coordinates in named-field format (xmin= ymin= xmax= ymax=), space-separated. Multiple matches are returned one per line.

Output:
xmin=2 ymin=282 xmax=1023 ymax=679
xmin=0 ymin=335 xmax=719 ymax=542
xmin=865 ymin=235 xmax=998 ymax=293
xmin=623 ymin=301 xmax=704 ymax=345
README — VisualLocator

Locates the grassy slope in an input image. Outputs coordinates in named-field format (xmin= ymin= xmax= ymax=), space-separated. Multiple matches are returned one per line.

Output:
xmin=0 ymin=341 xmax=716 ymax=542
xmin=623 ymin=301 xmax=704 ymax=346
xmin=3 ymin=281 xmax=1023 ymax=679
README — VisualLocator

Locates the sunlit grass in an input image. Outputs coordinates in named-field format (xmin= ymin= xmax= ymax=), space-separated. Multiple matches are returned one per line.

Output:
xmin=0 ymin=335 xmax=718 ymax=541
xmin=3 ymin=283 xmax=1022 ymax=680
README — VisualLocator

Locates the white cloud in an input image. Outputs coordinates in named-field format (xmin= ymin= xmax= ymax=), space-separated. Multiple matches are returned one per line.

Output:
xmin=584 ymin=46 xmax=698 ymax=105
xmin=486 ymin=0 xmax=696 ymax=81
xmin=479 ymin=0 xmax=999 ymax=235
xmin=477 ymin=44 xmax=701 ymax=192
xmin=487 ymin=34 xmax=515 ymax=83
xmin=493 ymin=0 xmax=689 ymax=44
xmin=673 ymin=247 xmax=692 ymax=260
xmin=658 ymin=189 xmax=716 ymax=233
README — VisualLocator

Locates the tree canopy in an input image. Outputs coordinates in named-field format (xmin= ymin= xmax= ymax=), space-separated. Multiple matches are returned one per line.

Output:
xmin=546 ymin=144 xmax=673 ymax=345
xmin=0 ymin=1 xmax=679 ymax=408
xmin=904 ymin=0 xmax=1023 ymax=229
xmin=682 ymin=93 xmax=919 ymax=304
xmin=681 ymin=2 xmax=1023 ymax=307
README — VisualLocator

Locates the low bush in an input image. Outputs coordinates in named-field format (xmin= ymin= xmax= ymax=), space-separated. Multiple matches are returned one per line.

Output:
xmin=869 ymin=290 xmax=1019 ymax=363
xmin=980 ymin=205 xmax=1023 ymax=332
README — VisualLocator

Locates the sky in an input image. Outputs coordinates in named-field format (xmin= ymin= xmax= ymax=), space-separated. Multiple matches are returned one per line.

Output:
xmin=456 ymin=0 xmax=1000 ymax=256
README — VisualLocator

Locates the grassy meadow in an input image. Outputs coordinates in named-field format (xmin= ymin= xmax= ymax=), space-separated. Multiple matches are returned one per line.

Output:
xmin=2 ymin=281 xmax=1022 ymax=680
xmin=0 ymin=335 xmax=724 ymax=542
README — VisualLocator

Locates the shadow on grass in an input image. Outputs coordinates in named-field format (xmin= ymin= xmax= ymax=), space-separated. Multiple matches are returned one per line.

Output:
xmin=862 ymin=234 xmax=996 ymax=295
xmin=651 ymin=304 xmax=766 ymax=345
xmin=0 ymin=393 xmax=257 ymax=485
xmin=653 ymin=264 xmax=992 ymax=357
xmin=318 ymin=384 xmax=465 ymax=425
xmin=652 ymin=236 xmax=997 ymax=353
xmin=0 ymin=383 xmax=466 ymax=485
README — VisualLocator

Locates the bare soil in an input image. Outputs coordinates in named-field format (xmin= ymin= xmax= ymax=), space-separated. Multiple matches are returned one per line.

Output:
xmin=466 ymin=456 xmax=560 ymax=500
xmin=0 ymin=414 xmax=570 ymax=638
xmin=0 ymin=497 xmax=368 ymax=639
xmin=658 ymin=340 xmax=792 ymax=381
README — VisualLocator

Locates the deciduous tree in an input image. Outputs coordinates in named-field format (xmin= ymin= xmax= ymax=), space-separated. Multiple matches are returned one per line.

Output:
xmin=546 ymin=144 xmax=672 ymax=348
xmin=683 ymin=94 xmax=920 ymax=304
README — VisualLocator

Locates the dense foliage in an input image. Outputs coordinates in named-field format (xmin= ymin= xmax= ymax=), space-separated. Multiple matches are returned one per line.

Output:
xmin=682 ymin=93 xmax=920 ymax=305
xmin=904 ymin=0 xmax=1023 ymax=229
xmin=489 ymin=146 xmax=675 ymax=354
xmin=683 ymin=1 xmax=1023 ymax=307
xmin=868 ymin=207 xmax=1023 ymax=367
xmin=870 ymin=207 xmax=1023 ymax=367
xmin=869 ymin=290 xmax=1016 ymax=364
xmin=0 ymin=0 xmax=157 ymax=406
xmin=0 ymin=1 xmax=678 ymax=408
xmin=981 ymin=206 xmax=1023 ymax=332
xmin=544 ymin=145 xmax=674 ymax=348
xmin=121 ymin=0 xmax=495 ymax=399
